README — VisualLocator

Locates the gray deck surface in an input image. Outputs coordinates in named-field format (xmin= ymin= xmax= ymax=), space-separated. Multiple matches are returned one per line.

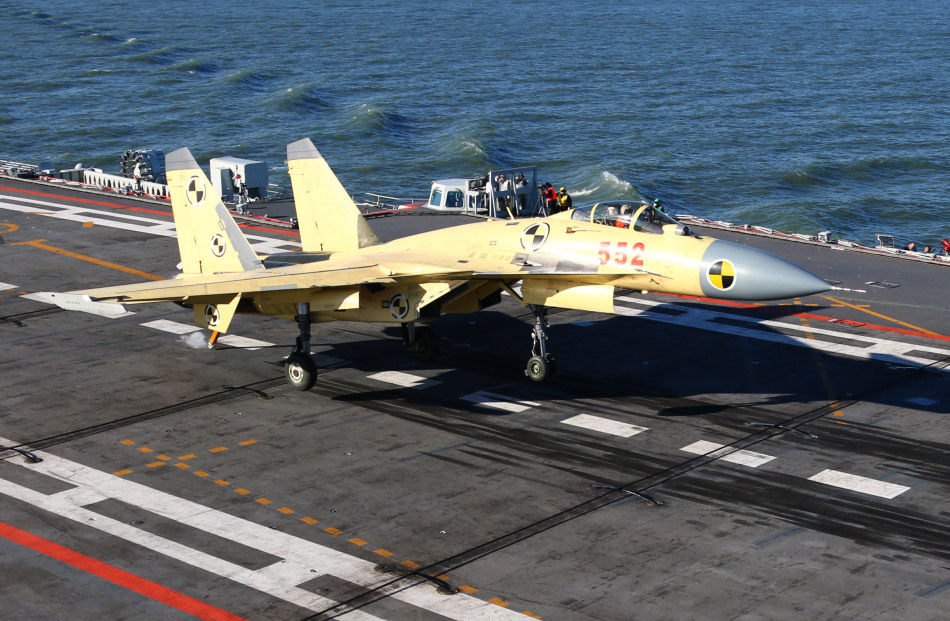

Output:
xmin=1 ymin=178 xmax=948 ymax=620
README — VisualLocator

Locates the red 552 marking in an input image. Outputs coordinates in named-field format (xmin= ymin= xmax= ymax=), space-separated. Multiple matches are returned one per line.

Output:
xmin=598 ymin=241 xmax=645 ymax=266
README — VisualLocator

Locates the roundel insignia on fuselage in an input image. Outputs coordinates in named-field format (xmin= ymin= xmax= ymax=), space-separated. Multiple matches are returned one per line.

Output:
xmin=389 ymin=293 xmax=409 ymax=320
xmin=707 ymin=259 xmax=736 ymax=291
xmin=204 ymin=304 xmax=220 ymax=327
xmin=186 ymin=176 xmax=206 ymax=207
xmin=520 ymin=222 xmax=550 ymax=252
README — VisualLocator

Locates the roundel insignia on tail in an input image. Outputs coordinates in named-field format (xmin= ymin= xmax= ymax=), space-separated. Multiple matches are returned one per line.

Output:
xmin=707 ymin=259 xmax=736 ymax=291
xmin=389 ymin=293 xmax=409 ymax=320
xmin=210 ymin=233 xmax=227 ymax=257
xmin=186 ymin=176 xmax=206 ymax=207
xmin=520 ymin=222 xmax=550 ymax=252
xmin=204 ymin=304 xmax=220 ymax=327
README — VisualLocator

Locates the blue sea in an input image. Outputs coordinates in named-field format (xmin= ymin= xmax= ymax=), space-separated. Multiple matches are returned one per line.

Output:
xmin=1 ymin=0 xmax=947 ymax=247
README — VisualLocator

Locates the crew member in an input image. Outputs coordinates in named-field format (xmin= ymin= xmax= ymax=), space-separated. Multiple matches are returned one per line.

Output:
xmin=942 ymin=239 xmax=950 ymax=255
xmin=543 ymin=183 xmax=558 ymax=215
xmin=557 ymin=187 xmax=573 ymax=213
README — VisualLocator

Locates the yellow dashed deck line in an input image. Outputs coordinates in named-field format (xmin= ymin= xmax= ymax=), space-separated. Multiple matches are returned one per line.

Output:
xmin=458 ymin=585 xmax=478 ymax=594
xmin=255 ymin=498 xmax=273 ymax=505
xmin=401 ymin=560 xmax=421 ymax=569
xmin=234 ymin=488 xmax=251 ymax=495
xmin=175 ymin=463 xmax=190 ymax=469
xmin=145 ymin=462 xmax=165 ymax=468
xmin=112 ymin=469 xmax=133 ymax=477
xmin=522 ymin=611 xmax=542 ymax=619
xmin=156 ymin=455 xmax=172 ymax=461
xmin=348 ymin=538 xmax=367 ymax=546
xmin=238 ymin=439 xmax=258 ymax=446
xmin=277 ymin=507 xmax=295 ymax=514
xmin=324 ymin=527 xmax=342 ymax=535
xmin=178 ymin=454 xmax=197 ymax=460
xmin=208 ymin=446 xmax=228 ymax=453
xmin=194 ymin=471 xmax=210 ymax=478
xmin=138 ymin=447 xmax=154 ymax=454
xmin=488 ymin=597 xmax=510 ymax=607
xmin=300 ymin=517 xmax=319 ymax=525
xmin=120 ymin=440 xmax=135 ymax=446
xmin=214 ymin=479 xmax=230 ymax=486
xmin=373 ymin=549 xmax=393 ymax=557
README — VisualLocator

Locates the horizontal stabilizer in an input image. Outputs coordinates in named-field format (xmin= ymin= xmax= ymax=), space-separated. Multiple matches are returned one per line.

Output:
xmin=27 ymin=292 xmax=133 ymax=317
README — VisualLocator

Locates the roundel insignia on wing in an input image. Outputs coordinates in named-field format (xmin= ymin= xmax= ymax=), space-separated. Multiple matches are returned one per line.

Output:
xmin=520 ymin=222 xmax=550 ymax=252
xmin=707 ymin=259 xmax=736 ymax=290
xmin=210 ymin=234 xmax=227 ymax=257
xmin=204 ymin=304 xmax=220 ymax=327
xmin=389 ymin=293 xmax=410 ymax=320
xmin=186 ymin=176 xmax=206 ymax=207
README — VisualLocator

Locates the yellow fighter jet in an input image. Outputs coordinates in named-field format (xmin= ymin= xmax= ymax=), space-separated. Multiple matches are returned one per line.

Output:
xmin=45 ymin=138 xmax=829 ymax=390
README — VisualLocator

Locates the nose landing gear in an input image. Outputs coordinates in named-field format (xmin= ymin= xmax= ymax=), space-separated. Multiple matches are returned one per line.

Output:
xmin=525 ymin=304 xmax=557 ymax=381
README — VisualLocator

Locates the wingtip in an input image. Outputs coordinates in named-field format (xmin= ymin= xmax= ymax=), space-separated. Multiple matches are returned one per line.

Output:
xmin=287 ymin=138 xmax=322 ymax=161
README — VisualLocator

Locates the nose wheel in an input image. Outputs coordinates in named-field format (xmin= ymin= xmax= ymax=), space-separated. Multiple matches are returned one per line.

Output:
xmin=525 ymin=305 xmax=557 ymax=381
xmin=285 ymin=302 xmax=317 ymax=391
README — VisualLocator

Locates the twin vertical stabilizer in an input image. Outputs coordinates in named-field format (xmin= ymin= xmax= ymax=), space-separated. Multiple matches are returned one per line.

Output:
xmin=286 ymin=138 xmax=380 ymax=253
xmin=166 ymin=148 xmax=262 ymax=275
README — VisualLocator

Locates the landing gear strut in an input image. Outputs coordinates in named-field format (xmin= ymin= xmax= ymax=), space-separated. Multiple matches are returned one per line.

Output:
xmin=285 ymin=302 xmax=317 ymax=391
xmin=402 ymin=322 xmax=440 ymax=362
xmin=525 ymin=304 xmax=557 ymax=381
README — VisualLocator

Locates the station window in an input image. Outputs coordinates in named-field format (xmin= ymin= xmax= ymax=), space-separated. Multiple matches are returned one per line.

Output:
xmin=429 ymin=187 xmax=443 ymax=207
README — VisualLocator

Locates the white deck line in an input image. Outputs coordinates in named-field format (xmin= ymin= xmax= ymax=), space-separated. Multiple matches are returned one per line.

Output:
xmin=0 ymin=436 xmax=529 ymax=620
xmin=614 ymin=295 xmax=950 ymax=370
xmin=461 ymin=391 xmax=540 ymax=413
xmin=680 ymin=440 xmax=775 ymax=468
xmin=141 ymin=319 xmax=202 ymax=334
xmin=217 ymin=334 xmax=273 ymax=350
xmin=0 ymin=282 xmax=16 ymax=291
xmin=367 ymin=371 xmax=440 ymax=389
xmin=560 ymin=414 xmax=648 ymax=438
xmin=0 ymin=195 xmax=300 ymax=255
xmin=808 ymin=469 xmax=910 ymax=499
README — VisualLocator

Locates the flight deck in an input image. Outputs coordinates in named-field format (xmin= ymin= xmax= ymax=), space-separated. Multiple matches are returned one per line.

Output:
xmin=1 ymin=178 xmax=949 ymax=620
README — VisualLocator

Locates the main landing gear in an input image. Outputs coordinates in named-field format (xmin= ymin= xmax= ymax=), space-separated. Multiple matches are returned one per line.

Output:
xmin=285 ymin=302 xmax=317 ymax=391
xmin=525 ymin=304 xmax=557 ymax=382
xmin=402 ymin=322 xmax=440 ymax=362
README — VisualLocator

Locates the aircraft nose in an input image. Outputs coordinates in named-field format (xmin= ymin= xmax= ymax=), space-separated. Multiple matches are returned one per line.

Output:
xmin=699 ymin=240 xmax=830 ymax=301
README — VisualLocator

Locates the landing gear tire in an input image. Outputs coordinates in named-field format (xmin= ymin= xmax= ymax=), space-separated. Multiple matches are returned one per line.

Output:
xmin=286 ymin=352 xmax=317 ymax=391
xmin=525 ymin=355 xmax=550 ymax=382
xmin=412 ymin=326 xmax=440 ymax=362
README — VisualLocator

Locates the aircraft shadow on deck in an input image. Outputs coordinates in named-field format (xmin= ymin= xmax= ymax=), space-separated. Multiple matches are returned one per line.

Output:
xmin=302 ymin=303 xmax=949 ymax=417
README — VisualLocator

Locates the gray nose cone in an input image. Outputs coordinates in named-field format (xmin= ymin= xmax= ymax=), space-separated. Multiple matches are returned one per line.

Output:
xmin=699 ymin=240 xmax=830 ymax=301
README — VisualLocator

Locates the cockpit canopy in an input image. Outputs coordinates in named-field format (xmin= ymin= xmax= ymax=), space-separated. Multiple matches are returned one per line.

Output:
xmin=570 ymin=201 xmax=689 ymax=235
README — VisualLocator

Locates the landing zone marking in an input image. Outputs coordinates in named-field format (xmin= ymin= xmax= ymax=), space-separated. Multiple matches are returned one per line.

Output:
xmin=560 ymin=414 xmax=648 ymax=438
xmin=808 ymin=469 xmax=910 ymax=499
xmin=680 ymin=440 xmax=775 ymax=468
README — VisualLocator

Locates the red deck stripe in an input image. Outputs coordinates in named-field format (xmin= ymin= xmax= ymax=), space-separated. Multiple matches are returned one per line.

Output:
xmin=0 ymin=184 xmax=171 ymax=216
xmin=658 ymin=292 xmax=950 ymax=342
xmin=0 ymin=520 xmax=248 ymax=621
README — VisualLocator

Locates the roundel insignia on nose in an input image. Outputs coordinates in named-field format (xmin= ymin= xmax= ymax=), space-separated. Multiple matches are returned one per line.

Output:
xmin=186 ymin=176 xmax=206 ymax=206
xmin=707 ymin=259 xmax=735 ymax=290
xmin=520 ymin=222 xmax=550 ymax=252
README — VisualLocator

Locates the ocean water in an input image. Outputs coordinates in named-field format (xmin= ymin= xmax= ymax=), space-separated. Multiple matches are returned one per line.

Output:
xmin=1 ymin=0 xmax=947 ymax=247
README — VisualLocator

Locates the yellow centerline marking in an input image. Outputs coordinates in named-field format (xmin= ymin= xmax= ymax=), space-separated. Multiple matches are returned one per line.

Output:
xmin=10 ymin=239 xmax=163 ymax=281
xmin=822 ymin=295 xmax=938 ymax=335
